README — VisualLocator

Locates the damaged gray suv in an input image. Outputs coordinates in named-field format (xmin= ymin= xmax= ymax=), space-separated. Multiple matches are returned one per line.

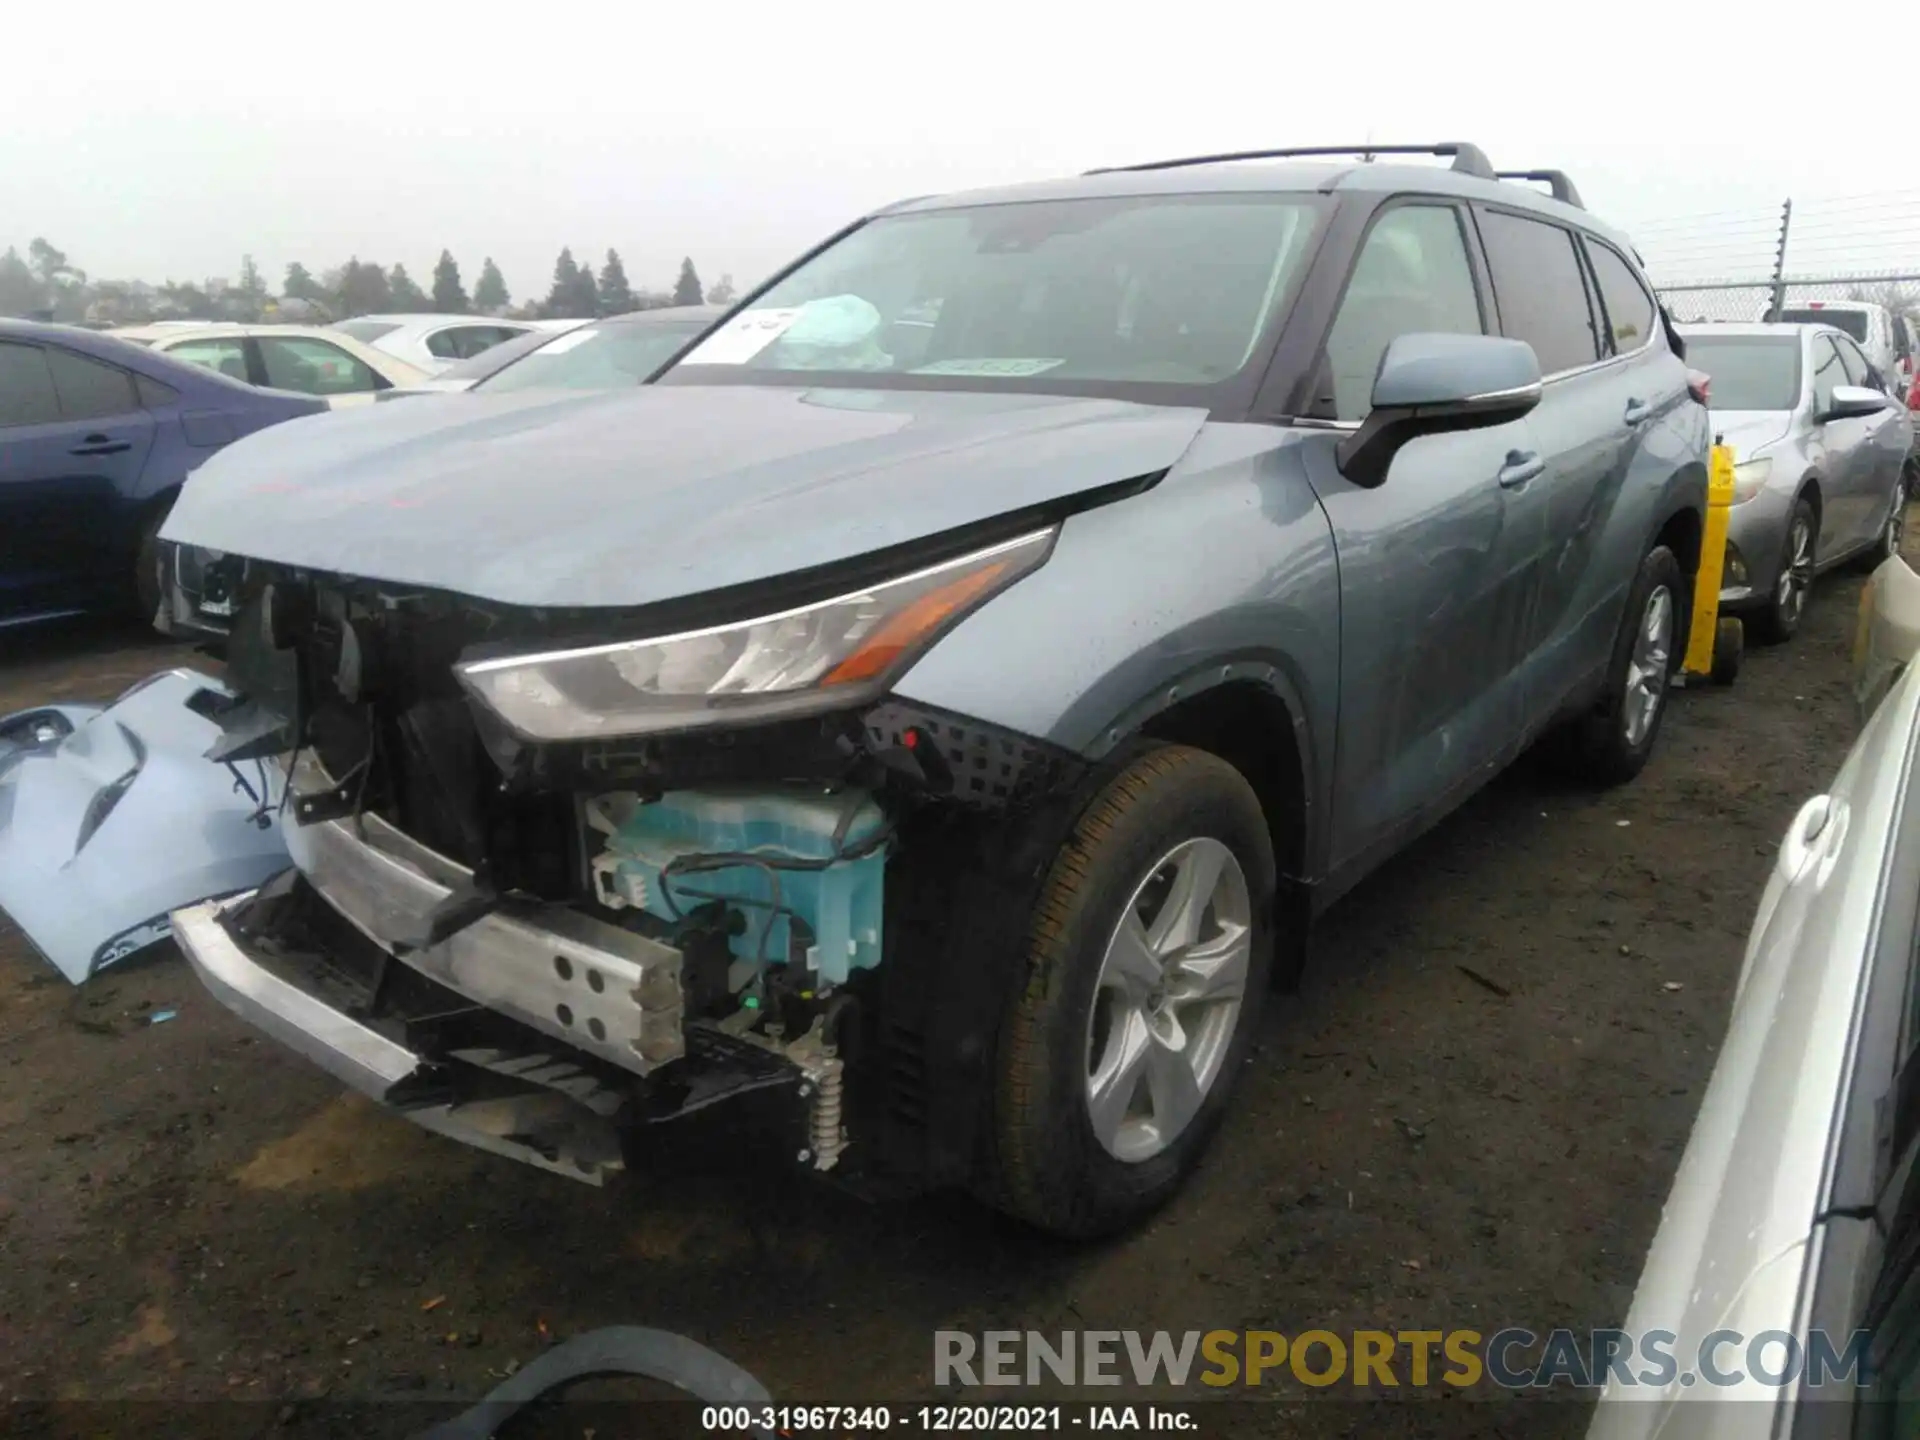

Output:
xmin=161 ymin=143 xmax=1708 ymax=1236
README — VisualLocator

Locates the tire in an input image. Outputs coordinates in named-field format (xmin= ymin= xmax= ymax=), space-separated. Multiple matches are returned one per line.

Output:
xmin=1753 ymin=496 xmax=1817 ymax=644
xmin=1570 ymin=545 xmax=1685 ymax=787
xmin=1865 ymin=486 xmax=1908 ymax=568
xmin=988 ymin=744 xmax=1275 ymax=1238
xmin=133 ymin=504 xmax=170 ymax=625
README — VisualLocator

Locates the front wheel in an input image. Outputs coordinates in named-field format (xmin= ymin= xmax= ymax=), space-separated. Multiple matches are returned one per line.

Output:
xmin=1570 ymin=545 xmax=1684 ymax=787
xmin=988 ymin=744 xmax=1275 ymax=1238
xmin=1753 ymin=497 xmax=1817 ymax=644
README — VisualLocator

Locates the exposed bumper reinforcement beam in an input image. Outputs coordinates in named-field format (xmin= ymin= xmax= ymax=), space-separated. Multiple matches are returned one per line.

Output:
xmin=174 ymin=893 xmax=626 ymax=1184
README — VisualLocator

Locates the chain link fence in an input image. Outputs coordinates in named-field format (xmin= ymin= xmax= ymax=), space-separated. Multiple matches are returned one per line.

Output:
xmin=1656 ymin=275 xmax=1920 ymax=325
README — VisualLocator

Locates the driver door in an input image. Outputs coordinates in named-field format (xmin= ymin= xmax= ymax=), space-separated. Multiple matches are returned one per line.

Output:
xmin=1301 ymin=200 xmax=1547 ymax=875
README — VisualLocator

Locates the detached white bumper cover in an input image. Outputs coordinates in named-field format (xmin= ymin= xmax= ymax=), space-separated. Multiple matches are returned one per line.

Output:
xmin=0 ymin=669 xmax=289 ymax=984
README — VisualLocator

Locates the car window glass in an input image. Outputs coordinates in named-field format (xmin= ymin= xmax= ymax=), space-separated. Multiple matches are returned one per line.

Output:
xmin=1837 ymin=337 xmax=1873 ymax=388
xmin=669 ymin=195 xmax=1321 ymax=390
xmin=258 ymin=336 xmax=380 ymax=395
xmin=1781 ymin=307 xmax=1870 ymax=343
xmin=1813 ymin=337 xmax=1846 ymax=412
xmin=166 ymin=337 xmax=252 ymax=383
xmin=1477 ymin=209 xmax=1603 ymax=374
xmin=134 ymin=374 xmax=179 ymax=408
xmin=332 ymin=319 xmax=402 ymax=344
xmin=44 ymin=347 xmax=139 ymax=421
xmin=0 ymin=342 xmax=61 ymax=427
xmin=1321 ymin=204 xmax=1484 ymax=421
xmin=1585 ymin=242 xmax=1656 ymax=357
xmin=479 ymin=322 xmax=707 ymax=394
xmin=429 ymin=326 xmax=511 ymax=360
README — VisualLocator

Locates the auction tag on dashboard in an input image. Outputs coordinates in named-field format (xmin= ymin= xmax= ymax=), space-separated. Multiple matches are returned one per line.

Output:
xmin=679 ymin=308 xmax=805 ymax=365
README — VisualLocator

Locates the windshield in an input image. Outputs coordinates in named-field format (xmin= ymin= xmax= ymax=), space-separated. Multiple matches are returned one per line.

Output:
xmin=1779 ymin=307 xmax=1869 ymax=342
xmin=476 ymin=320 xmax=710 ymax=393
xmin=662 ymin=194 xmax=1322 ymax=392
xmin=437 ymin=327 xmax=566 ymax=381
xmin=1685 ymin=336 xmax=1802 ymax=411
xmin=333 ymin=320 xmax=402 ymax=344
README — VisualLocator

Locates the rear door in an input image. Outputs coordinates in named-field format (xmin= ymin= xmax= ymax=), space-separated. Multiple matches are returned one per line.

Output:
xmin=1831 ymin=335 xmax=1902 ymax=551
xmin=1470 ymin=207 xmax=1630 ymax=723
xmin=0 ymin=341 xmax=156 ymax=618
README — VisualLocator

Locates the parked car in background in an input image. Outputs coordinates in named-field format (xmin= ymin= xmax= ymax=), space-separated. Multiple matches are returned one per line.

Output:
xmin=382 ymin=319 xmax=592 ymax=394
xmin=329 ymin=314 xmax=558 ymax=375
xmin=112 ymin=324 xmax=427 ymax=405
xmin=463 ymin=304 xmax=723 ymax=393
xmin=159 ymin=143 xmax=1707 ymax=1237
xmin=1679 ymin=323 xmax=1909 ymax=641
xmin=1775 ymin=301 xmax=1902 ymax=392
xmin=0 ymin=320 xmax=324 ymax=627
xmin=1588 ymin=553 xmax=1920 ymax=1437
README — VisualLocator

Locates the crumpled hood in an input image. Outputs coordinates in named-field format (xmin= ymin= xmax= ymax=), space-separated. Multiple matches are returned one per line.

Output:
xmin=1709 ymin=409 xmax=1794 ymax=459
xmin=161 ymin=384 xmax=1209 ymax=609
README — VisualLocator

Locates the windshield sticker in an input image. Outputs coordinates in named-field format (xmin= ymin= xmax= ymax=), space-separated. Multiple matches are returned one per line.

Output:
xmin=533 ymin=329 xmax=599 ymax=355
xmin=679 ymin=308 xmax=806 ymax=365
xmin=911 ymin=358 xmax=1067 ymax=377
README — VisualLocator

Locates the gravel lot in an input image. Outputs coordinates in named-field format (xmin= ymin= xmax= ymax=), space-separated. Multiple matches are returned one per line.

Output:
xmin=0 ymin=540 xmax=1888 ymax=1437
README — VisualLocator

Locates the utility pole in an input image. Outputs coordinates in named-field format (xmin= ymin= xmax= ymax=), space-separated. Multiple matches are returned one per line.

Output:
xmin=1766 ymin=198 xmax=1793 ymax=322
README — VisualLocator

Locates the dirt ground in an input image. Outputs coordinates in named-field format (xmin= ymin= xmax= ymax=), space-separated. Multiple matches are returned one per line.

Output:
xmin=0 ymin=543 xmax=1887 ymax=1438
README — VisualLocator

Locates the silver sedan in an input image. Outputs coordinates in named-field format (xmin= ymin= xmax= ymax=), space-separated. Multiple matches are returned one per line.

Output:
xmin=1589 ymin=549 xmax=1920 ymax=1435
xmin=1680 ymin=323 xmax=1909 ymax=642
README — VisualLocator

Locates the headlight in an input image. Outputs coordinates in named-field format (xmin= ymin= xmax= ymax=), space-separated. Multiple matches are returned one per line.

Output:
xmin=1731 ymin=457 xmax=1772 ymax=505
xmin=459 ymin=528 xmax=1055 ymax=741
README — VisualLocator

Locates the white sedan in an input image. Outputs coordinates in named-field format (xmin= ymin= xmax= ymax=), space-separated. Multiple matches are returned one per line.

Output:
xmin=111 ymin=323 xmax=426 ymax=405
xmin=328 ymin=313 xmax=565 ymax=375
xmin=1590 ymin=548 xmax=1920 ymax=1434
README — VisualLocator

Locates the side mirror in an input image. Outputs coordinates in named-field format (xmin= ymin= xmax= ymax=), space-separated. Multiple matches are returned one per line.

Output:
xmin=1818 ymin=385 xmax=1890 ymax=424
xmin=1336 ymin=333 xmax=1543 ymax=489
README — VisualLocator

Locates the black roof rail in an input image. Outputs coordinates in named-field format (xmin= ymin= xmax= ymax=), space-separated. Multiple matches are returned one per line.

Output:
xmin=1085 ymin=142 xmax=1496 ymax=180
xmin=1494 ymin=170 xmax=1584 ymax=209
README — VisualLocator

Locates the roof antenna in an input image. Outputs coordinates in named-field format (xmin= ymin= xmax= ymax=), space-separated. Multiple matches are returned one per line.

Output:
xmin=1361 ymin=128 xmax=1376 ymax=164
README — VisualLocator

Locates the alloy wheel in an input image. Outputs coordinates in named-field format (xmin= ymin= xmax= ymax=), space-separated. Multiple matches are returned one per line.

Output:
xmin=1778 ymin=515 xmax=1814 ymax=624
xmin=1084 ymin=837 xmax=1252 ymax=1163
xmin=1622 ymin=584 xmax=1673 ymax=749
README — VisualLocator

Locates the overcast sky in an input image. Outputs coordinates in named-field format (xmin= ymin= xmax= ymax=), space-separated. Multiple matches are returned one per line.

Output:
xmin=5 ymin=0 xmax=1904 ymax=300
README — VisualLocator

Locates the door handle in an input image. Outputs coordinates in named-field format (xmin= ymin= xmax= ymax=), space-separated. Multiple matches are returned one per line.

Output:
xmin=69 ymin=435 xmax=132 ymax=456
xmin=1624 ymin=398 xmax=1653 ymax=426
xmin=1497 ymin=451 xmax=1546 ymax=489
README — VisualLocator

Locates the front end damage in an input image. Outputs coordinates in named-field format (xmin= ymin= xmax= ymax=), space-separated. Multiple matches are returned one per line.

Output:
xmin=173 ymin=554 xmax=1083 ymax=1191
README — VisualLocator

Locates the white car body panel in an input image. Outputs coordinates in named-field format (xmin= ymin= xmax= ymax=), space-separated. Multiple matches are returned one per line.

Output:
xmin=328 ymin=314 xmax=546 ymax=375
xmin=112 ymin=323 xmax=427 ymax=406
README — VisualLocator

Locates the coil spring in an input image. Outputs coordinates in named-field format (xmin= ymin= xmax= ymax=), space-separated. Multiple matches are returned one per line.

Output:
xmin=810 ymin=1057 xmax=846 ymax=1170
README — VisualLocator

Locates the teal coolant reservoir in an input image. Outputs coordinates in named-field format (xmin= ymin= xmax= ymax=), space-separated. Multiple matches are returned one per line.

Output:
xmin=587 ymin=788 xmax=887 ymax=986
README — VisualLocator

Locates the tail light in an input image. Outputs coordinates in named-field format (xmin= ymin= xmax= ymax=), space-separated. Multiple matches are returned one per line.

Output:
xmin=1687 ymin=369 xmax=1711 ymax=406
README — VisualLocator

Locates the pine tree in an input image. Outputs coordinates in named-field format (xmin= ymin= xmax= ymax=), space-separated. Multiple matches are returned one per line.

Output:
xmin=473 ymin=257 xmax=509 ymax=312
xmin=570 ymin=257 xmax=599 ymax=318
xmin=388 ymin=263 xmax=428 ymax=309
xmin=545 ymin=248 xmax=581 ymax=318
xmin=706 ymin=273 xmax=737 ymax=306
xmin=335 ymin=258 xmax=392 ymax=317
xmin=431 ymin=250 xmax=468 ymax=313
xmin=598 ymin=250 xmax=634 ymax=314
xmin=283 ymin=261 xmax=325 ymax=302
xmin=672 ymin=257 xmax=704 ymax=307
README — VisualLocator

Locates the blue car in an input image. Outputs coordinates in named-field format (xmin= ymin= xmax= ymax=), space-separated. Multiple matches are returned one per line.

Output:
xmin=0 ymin=320 xmax=326 ymax=628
